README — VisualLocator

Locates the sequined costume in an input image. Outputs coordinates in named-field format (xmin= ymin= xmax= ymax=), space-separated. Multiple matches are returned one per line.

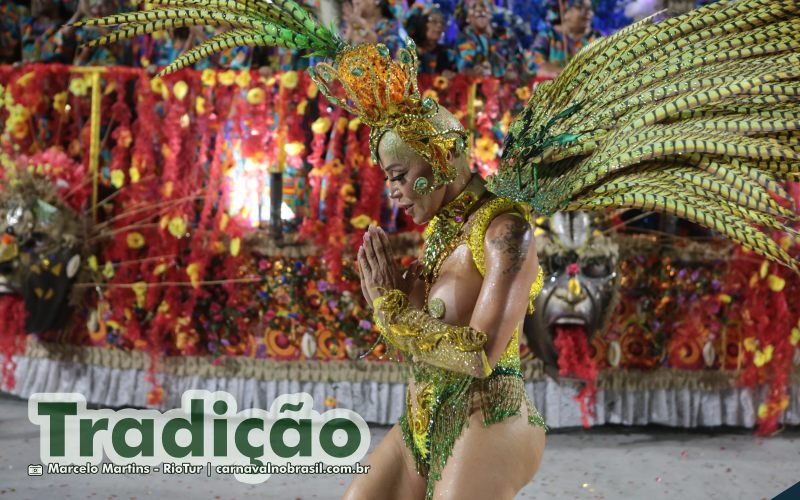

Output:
xmin=381 ymin=177 xmax=548 ymax=498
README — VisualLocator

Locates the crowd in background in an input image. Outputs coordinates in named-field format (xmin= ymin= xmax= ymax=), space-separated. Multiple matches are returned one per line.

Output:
xmin=2 ymin=0 xmax=716 ymax=81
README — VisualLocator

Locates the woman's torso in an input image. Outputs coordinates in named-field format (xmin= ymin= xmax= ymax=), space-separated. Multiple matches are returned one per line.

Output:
xmin=404 ymin=196 xmax=529 ymax=437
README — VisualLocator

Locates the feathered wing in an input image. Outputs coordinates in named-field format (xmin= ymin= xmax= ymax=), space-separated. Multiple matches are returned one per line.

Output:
xmin=487 ymin=0 xmax=800 ymax=272
xmin=71 ymin=0 xmax=344 ymax=76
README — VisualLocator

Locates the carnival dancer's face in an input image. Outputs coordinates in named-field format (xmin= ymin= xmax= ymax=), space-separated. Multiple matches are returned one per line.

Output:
xmin=378 ymin=130 xmax=448 ymax=226
xmin=564 ymin=0 xmax=594 ymax=33
xmin=426 ymin=13 xmax=446 ymax=44
xmin=467 ymin=0 xmax=492 ymax=33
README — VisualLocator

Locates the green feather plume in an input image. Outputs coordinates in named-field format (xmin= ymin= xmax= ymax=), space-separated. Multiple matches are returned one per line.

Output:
xmin=488 ymin=0 xmax=800 ymax=272
xmin=71 ymin=0 xmax=343 ymax=76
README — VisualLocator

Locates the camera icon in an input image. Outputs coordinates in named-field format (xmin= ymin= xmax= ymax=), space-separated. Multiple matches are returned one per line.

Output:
xmin=28 ymin=464 xmax=43 ymax=476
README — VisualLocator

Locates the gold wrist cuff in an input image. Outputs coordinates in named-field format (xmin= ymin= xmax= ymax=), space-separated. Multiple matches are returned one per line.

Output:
xmin=372 ymin=290 xmax=493 ymax=378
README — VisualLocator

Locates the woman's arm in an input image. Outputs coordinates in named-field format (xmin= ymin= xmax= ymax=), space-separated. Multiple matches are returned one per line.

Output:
xmin=363 ymin=215 xmax=538 ymax=377
xmin=470 ymin=213 xmax=539 ymax=368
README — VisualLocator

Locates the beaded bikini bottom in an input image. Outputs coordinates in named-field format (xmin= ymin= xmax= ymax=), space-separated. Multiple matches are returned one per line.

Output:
xmin=397 ymin=328 xmax=548 ymax=500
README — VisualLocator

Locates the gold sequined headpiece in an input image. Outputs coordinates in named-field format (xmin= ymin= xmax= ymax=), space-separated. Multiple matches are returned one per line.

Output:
xmin=307 ymin=39 xmax=468 ymax=194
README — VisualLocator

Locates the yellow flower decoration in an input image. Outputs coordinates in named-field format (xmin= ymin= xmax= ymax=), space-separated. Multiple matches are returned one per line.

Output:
xmin=475 ymin=135 xmax=498 ymax=163
xmin=246 ymin=88 xmax=265 ymax=105
xmin=167 ymin=216 xmax=188 ymax=238
xmin=323 ymin=158 xmax=344 ymax=175
xmin=350 ymin=214 xmax=376 ymax=229
xmin=348 ymin=118 xmax=362 ymax=132
xmin=280 ymin=71 xmax=299 ymax=89
xmin=767 ymin=275 xmax=785 ymax=292
xmin=129 ymin=167 xmax=141 ymax=183
xmin=515 ymin=86 xmax=532 ymax=101
xmin=186 ymin=262 xmax=201 ymax=289
xmin=149 ymin=77 xmax=168 ymax=99
xmin=174 ymin=316 xmax=194 ymax=349
xmin=110 ymin=169 xmax=125 ymax=189
xmin=220 ymin=213 xmax=230 ymax=230
xmin=173 ymin=81 xmax=189 ymax=100
xmin=17 ymin=71 xmax=35 ymax=87
xmin=307 ymin=84 xmax=319 ymax=99
xmin=758 ymin=403 xmax=768 ymax=419
xmin=69 ymin=77 xmax=89 ymax=97
xmin=718 ymin=294 xmax=732 ymax=303
xmin=201 ymin=69 xmax=216 ymax=87
xmin=340 ymin=184 xmax=356 ymax=204
xmin=53 ymin=91 xmax=68 ymax=114
xmin=501 ymin=110 xmax=512 ymax=136
xmin=743 ymin=337 xmax=758 ymax=352
xmin=759 ymin=260 xmax=769 ymax=278
xmin=218 ymin=70 xmax=236 ymax=86
xmin=102 ymin=261 xmax=115 ymax=279
xmin=88 ymin=255 xmax=98 ymax=271
xmin=132 ymin=281 xmax=147 ymax=308
xmin=126 ymin=232 xmax=145 ymax=249
xmin=230 ymin=237 xmax=241 ymax=257
xmin=296 ymin=99 xmax=308 ymax=115
xmin=154 ymin=263 xmax=167 ymax=275
xmin=195 ymin=96 xmax=207 ymax=114
xmin=235 ymin=70 xmax=252 ymax=88
xmin=790 ymin=327 xmax=800 ymax=346
xmin=433 ymin=76 xmax=449 ymax=90
xmin=311 ymin=117 xmax=332 ymax=135
xmin=8 ymin=115 xmax=26 ymax=139
xmin=284 ymin=142 xmax=305 ymax=156
xmin=753 ymin=345 xmax=774 ymax=367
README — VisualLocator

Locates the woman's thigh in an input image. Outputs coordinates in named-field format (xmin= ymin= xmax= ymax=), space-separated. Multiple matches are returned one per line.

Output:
xmin=432 ymin=407 xmax=546 ymax=500
xmin=342 ymin=423 xmax=428 ymax=500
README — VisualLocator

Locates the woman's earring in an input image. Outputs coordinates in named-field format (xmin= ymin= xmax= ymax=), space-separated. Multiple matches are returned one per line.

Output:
xmin=413 ymin=176 xmax=429 ymax=194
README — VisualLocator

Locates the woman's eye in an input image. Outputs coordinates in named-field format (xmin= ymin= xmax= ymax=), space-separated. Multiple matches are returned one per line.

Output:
xmin=390 ymin=173 xmax=406 ymax=182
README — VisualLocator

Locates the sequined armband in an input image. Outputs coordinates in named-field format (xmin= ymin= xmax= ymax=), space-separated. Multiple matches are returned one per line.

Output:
xmin=372 ymin=290 xmax=493 ymax=378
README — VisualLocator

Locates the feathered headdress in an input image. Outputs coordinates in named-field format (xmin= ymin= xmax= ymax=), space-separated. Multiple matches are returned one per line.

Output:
xmin=72 ymin=0 xmax=467 ymax=194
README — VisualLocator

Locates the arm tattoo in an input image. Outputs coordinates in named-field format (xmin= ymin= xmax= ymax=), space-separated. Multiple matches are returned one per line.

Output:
xmin=488 ymin=217 xmax=530 ymax=275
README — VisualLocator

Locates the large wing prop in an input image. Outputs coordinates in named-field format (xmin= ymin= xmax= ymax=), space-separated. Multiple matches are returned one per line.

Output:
xmin=487 ymin=0 xmax=800 ymax=272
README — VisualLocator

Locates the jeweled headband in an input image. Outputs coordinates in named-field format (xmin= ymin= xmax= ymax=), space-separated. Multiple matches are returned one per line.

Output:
xmin=308 ymin=39 xmax=468 ymax=194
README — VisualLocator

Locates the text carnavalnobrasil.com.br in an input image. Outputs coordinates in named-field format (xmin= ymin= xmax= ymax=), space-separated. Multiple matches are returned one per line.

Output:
xmin=46 ymin=461 xmax=371 ymax=475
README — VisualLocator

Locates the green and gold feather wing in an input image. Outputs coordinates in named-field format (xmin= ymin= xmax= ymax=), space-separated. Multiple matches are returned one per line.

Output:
xmin=487 ymin=0 xmax=800 ymax=272
xmin=71 ymin=0 xmax=344 ymax=76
